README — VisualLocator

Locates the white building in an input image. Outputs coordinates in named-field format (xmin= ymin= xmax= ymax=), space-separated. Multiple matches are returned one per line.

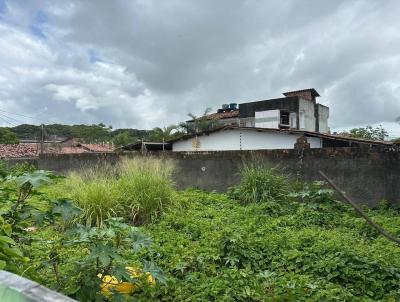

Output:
xmin=172 ymin=127 xmax=323 ymax=152
xmin=186 ymin=88 xmax=330 ymax=134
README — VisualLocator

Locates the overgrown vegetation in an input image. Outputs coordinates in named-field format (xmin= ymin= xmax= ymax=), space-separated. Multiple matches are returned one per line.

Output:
xmin=53 ymin=158 xmax=175 ymax=226
xmin=1 ymin=160 xmax=400 ymax=301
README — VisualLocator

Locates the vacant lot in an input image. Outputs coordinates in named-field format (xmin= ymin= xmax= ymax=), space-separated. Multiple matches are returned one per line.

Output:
xmin=1 ymin=160 xmax=400 ymax=301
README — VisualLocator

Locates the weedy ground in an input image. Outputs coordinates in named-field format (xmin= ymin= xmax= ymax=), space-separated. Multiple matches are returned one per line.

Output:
xmin=3 ymin=160 xmax=400 ymax=301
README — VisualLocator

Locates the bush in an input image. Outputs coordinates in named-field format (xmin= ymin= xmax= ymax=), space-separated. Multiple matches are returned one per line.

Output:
xmin=56 ymin=158 xmax=175 ymax=226
xmin=229 ymin=165 xmax=290 ymax=205
xmin=117 ymin=158 xmax=174 ymax=225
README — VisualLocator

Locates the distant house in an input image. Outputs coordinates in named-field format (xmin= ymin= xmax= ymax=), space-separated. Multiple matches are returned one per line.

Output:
xmin=188 ymin=88 xmax=329 ymax=133
xmin=0 ymin=139 xmax=114 ymax=159
xmin=0 ymin=144 xmax=38 ymax=159
xmin=170 ymin=126 xmax=392 ymax=152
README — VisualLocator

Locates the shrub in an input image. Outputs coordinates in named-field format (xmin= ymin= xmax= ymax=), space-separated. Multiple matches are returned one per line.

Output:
xmin=64 ymin=172 xmax=122 ymax=226
xmin=117 ymin=158 xmax=174 ymax=225
xmin=56 ymin=158 xmax=175 ymax=226
xmin=229 ymin=165 xmax=290 ymax=205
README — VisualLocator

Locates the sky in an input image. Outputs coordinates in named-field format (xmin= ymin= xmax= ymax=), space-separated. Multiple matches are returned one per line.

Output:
xmin=0 ymin=0 xmax=399 ymax=137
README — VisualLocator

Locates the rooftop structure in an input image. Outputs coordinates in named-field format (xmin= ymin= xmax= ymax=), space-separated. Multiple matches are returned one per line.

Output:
xmin=190 ymin=88 xmax=329 ymax=133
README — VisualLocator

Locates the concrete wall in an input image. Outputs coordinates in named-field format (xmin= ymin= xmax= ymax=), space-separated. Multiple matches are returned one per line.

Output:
xmin=0 ymin=270 xmax=75 ymax=301
xmin=172 ymin=129 xmax=322 ymax=152
xmin=6 ymin=153 xmax=119 ymax=174
xmin=166 ymin=147 xmax=400 ymax=207
xmin=299 ymin=98 xmax=316 ymax=131
xmin=255 ymin=110 xmax=280 ymax=128
xmin=6 ymin=146 xmax=400 ymax=207
xmin=317 ymin=104 xmax=330 ymax=133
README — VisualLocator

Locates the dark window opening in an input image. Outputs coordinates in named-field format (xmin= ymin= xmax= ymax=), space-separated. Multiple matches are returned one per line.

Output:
xmin=280 ymin=111 xmax=290 ymax=128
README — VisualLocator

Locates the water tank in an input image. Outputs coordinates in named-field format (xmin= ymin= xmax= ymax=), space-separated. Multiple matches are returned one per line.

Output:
xmin=229 ymin=103 xmax=238 ymax=110
xmin=222 ymin=104 xmax=229 ymax=110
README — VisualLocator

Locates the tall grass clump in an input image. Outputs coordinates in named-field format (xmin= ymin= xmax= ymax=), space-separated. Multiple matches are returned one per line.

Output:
xmin=55 ymin=157 xmax=174 ymax=226
xmin=117 ymin=157 xmax=174 ymax=225
xmin=230 ymin=164 xmax=290 ymax=205
xmin=58 ymin=169 xmax=122 ymax=226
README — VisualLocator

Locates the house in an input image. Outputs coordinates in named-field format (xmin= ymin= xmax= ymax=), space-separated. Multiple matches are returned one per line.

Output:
xmin=189 ymin=88 xmax=329 ymax=133
xmin=0 ymin=139 xmax=114 ymax=159
xmin=0 ymin=144 xmax=38 ymax=159
xmin=170 ymin=126 xmax=392 ymax=152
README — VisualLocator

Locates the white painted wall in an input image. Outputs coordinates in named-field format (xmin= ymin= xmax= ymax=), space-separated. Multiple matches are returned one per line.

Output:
xmin=289 ymin=112 xmax=297 ymax=129
xmin=317 ymin=105 xmax=330 ymax=133
xmin=172 ymin=129 xmax=322 ymax=151
xmin=299 ymin=99 xmax=316 ymax=131
xmin=255 ymin=110 xmax=279 ymax=128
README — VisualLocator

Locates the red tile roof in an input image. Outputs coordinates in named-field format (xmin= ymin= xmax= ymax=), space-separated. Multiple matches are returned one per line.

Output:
xmin=81 ymin=144 xmax=114 ymax=152
xmin=206 ymin=110 xmax=239 ymax=120
xmin=0 ymin=144 xmax=38 ymax=159
xmin=0 ymin=142 xmax=114 ymax=158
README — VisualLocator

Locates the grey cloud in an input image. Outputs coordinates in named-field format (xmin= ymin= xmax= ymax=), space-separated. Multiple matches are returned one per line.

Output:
xmin=0 ymin=0 xmax=400 ymax=132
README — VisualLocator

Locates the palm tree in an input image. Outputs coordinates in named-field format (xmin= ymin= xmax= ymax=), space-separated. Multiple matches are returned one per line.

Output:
xmin=180 ymin=107 xmax=216 ymax=134
xmin=150 ymin=125 xmax=178 ymax=142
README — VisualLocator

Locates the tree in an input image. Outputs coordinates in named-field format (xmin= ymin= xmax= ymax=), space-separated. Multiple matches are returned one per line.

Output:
xmin=179 ymin=108 xmax=217 ymax=134
xmin=0 ymin=128 xmax=19 ymax=144
xmin=113 ymin=132 xmax=137 ymax=147
xmin=339 ymin=125 xmax=388 ymax=141
xmin=149 ymin=125 xmax=178 ymax=142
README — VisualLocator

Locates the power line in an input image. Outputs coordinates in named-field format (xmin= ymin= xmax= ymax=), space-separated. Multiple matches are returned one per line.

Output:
xmin=0 ymin=109 xmax=54 ymax=124
xmin=0 ymin=112 xmax=26 ymax=126
xmin=0 ymin=114 xmax=18 ymax=127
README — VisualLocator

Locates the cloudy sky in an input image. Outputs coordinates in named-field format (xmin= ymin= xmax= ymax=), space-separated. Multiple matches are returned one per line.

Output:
xmin=0 ymin=0 xmax=399 ymax=136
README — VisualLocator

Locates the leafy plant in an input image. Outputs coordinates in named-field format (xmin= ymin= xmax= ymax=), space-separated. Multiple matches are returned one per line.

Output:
xmin=33 ymin=217 xmax=165 ymax=301
xmin=0 ymin=170 xmax=72 ymax=273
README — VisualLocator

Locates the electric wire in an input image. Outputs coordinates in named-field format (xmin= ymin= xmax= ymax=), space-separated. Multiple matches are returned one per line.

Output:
xmin=0 ymin=112 xmax=26 ymax=126
xmin=0 ymin=115 xmax=17 ymax=127
xmin=0 ymin=113 xmax=20 ymax=127
xmin=0 ymin=109 xmax=54 ymax=124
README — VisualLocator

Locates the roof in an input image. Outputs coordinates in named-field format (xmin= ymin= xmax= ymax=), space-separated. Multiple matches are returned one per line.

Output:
xmin=0 ymin=142 xmax=114 ymax=158
xmin=169 ymin=125 xmax=393 ymax=147
xmin=187 ymin=109 xmax=239 ymax=122
xmin=283 ymin=88 xmax=320 ymax=98
xmin=0 ymin=144 xmax=38 ymax=159
xmin=206 ymin=110 xmax=239 ymax=120
xmin=80 ymin=143 xmax=114 ymax=152
xmin=119 ymin=141 xmax=172 ymax=151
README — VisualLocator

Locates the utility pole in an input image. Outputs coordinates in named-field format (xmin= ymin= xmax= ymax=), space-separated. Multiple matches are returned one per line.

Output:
xmin=40 ymin=124 xmax=44 ymax=155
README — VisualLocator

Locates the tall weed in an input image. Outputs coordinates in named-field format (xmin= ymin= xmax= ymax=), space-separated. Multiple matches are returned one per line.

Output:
xmin=117 ymin=158 xmax=174 ymax=225
xmin=54 ymin=157 xmax=174 ymax=226
xmin=229 ymin=164 xmax=290 ymax=205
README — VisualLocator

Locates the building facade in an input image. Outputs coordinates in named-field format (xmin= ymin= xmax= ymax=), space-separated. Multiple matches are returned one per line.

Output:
xmin=172 ymin=127 xmax=323 ymax=152
xmin=195 ymin=88 xmax=330 ymax=133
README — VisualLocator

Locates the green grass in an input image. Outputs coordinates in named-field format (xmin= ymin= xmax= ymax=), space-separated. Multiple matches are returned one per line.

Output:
xmin=51 ymin=157 xmax=175 ymax=226
xmin=228 ymin=164 xmax=292 ymax=205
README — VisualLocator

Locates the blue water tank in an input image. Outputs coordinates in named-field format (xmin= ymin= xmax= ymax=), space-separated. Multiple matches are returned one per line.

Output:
xmin=229 ymin=103 xmax=238 ymax=110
